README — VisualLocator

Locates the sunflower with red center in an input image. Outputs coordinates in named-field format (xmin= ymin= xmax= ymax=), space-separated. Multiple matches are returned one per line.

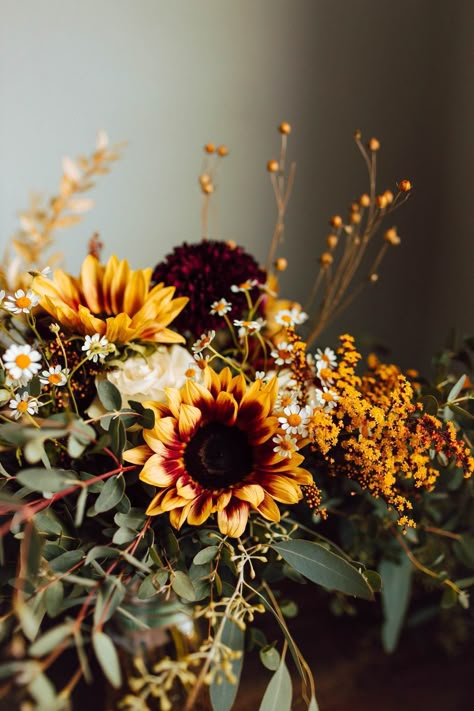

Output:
xmin=124 ymin=367 xmax=313 ymax=537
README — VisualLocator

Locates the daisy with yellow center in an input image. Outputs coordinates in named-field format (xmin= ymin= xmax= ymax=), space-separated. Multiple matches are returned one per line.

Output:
xmin=124 ymin=366 xmax=313 ymax=538
xmin=3 ymin=344 xmax=42 ymax=384
xmin=9 ymin=392 xmax=39 ymax=419
xmin=4 ymin=289 xmax=40 ymax=315
xmin=39 ymin=365 xmax=68 ymax=387
xmin=34 ymin=254 xmax=188 ymax=345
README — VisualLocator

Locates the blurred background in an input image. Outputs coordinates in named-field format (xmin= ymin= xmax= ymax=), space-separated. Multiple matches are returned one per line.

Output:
xmin=0 ymin=0 xmax=472 ymax=371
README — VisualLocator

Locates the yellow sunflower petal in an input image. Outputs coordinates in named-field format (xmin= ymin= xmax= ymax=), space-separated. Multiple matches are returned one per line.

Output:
xmin=178 ymin=403 xmax=202 ymax=441
xmin=259 ymin=475 xmax=302 ymax=504
xmin=186 ymin=494 xmax=214 ymax=526
xmin=80 ymin=254 xmax=103 ymax=314
xmin=233 ymin=483 xmax=265 ymax=508
xmin=257 ymin=491 xmax=281 ymax=522
xmin=217 ymin=499 xmax=250 ymax=538
xmin=215 ymin=391 xmax=238 ymax=426
xmin=169 ymin=504 xmax=191 ymax=530
xmin=139 ymin=454 xmax=181 ymax=487
xmin=123 ymin=444 xmax=154 ymax=465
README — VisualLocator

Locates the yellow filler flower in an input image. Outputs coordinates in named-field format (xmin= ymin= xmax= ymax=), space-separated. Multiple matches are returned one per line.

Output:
xmin=125 ymin=367 xmax=313 ymax=537
xmin=34 ymin=254 xmax=188 ymax=345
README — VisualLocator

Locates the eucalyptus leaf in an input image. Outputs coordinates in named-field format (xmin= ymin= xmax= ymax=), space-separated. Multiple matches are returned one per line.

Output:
xmin=92 ymin=631 xmax=122 ymax=688
xmin=49 ymin=549 xmax=84 ymax=573
xmin=95 ymin=475 xmax=125 ymax=513
xmin=171 ymin=571 xmax=196 ymax=601
xmin=273 ymin=540 xmax=374 ymax=600
xmin=447 ymin=374 xmax=467 ymax=404
xmin=259 ymin=659 xmax=292 ymax=711
xmin=97 ymin=380 xmax=122 ymax=411
xmin=259 ymin=645 xmax=280 ymax=671
xmin=44 ymin=580 xmax=64 ymax=618
xmin=29 ymin=622 xmax=73 ymax=657
xmin=379 ymin=553 xmax=413 ymax=653
xmin=109 ymin=416 xmax=126 ymax=458
xmin=210 ymin=617 xmax=244 ymax=711
xmin=16 ymin=468 xmax=75 ymax=493
xmin=193 ymin=545 xmax=219 ymax=565
xmin=75 ymin=487 xmax=88 ymax=527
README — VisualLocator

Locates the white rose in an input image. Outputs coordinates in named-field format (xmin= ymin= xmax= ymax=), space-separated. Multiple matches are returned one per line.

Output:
xmin=107 ymin=345 xmax=195 ymax=405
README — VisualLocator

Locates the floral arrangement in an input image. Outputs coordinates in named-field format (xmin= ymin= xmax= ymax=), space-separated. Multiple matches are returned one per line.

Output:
xmin=0 ymin=126 xmax=473 ymax=711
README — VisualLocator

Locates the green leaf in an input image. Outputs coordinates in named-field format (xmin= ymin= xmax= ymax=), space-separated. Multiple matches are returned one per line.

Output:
xmin=97 ymin=380 xmax=122 ymax=411
xmin=29 ymin=622 xmax=73 ymax=657
xmin=171 ymin=571 xmax=196 ymax=601
xmin=75 ymin=487 xmax=88 ymax=527
xmin=95 ymin=475 xmax=125 ymax=513
xmin=112 ymin=527 xmax=136 ymax=545
xmin=109 ymin=416 xmax=126 ymax=458
xmin=379 ymin=554 xmax=413 ymax=653
xmin=27 ymin=376 xmax=41 ymax=398
xmin=273 ymin=540 xmax=374 ymax=600
xmin=49 ymin=549 xmax=84 ymax=573
xmin=210 ymin=617 xmax=245 ymax=711
xmin=114 ymin=508 xmax=146 ymax=530
xmin=121 ymin=551 xmax=152 ymax=574
xmin=364 ymin=570 xmax=382 ymax=592
xmin=447 ymin=374 xmax=467 ymax=404
xmin=23 ymin=522 xmax=43 ymax=580
xmin=44 ymin=580 xmax=64 ymax=618
xmin=85 ymin=546 xmax=121 ymax=565
xmin=453 ymin=536 xmax=474 ymax=569
xmin=92 ymin=631 xmax=122 ymax=689
xmin=260 ymin=645 xmax=280 ymax=671
xmin=16 ymin=467 xmax=75 ymax=493
xmin=138 ymin=574 xmax=160 ymax=600
xmin=193 ymin=545 xmax=219 ymax=565
xmin=259 ymin=659 xmax=292 ymax=711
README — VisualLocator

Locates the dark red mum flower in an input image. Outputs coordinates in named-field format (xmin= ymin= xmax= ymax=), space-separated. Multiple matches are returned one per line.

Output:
xmin=152 ymin=240 xmax=266 ymax=337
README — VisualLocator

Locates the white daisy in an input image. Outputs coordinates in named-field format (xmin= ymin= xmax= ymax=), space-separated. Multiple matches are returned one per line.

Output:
xmin=233 ymin=318 xmax=265 ymax=338
xmin=315 ymin=347 xmax=337 ymax=372
xmin=4 ymin=289 xmax=40 ymax=315
xmin=275 ymin=389 xmax=299 ymax=410
xmin=39 ymin=365 xmax=69 ymax=387
xmin=271 ymin=342 xmax=294 ymax=366
xmin=272 ymin=433 xmax=298 ymax=459
xmin=275 ymin=308 xmax=308 ymax=328
xmin=3 ymin=344 xmax=42 ymax=384
xmin=230 ymin=279 xmax=258 ymax=293
xmin=278 ymin=403 xmax=311 ymax=437
xmin=192 ymin=330 xmax=216 ymax=354
xmin=210 ymin=298 xmax=232 ymax=316
xmin=82 ymin=333 xmax=111 ymax=363
xmin=9 ymin=392 xmax=39 ymax=420
xmin=313 ymin=386 xmax=339 ymax=412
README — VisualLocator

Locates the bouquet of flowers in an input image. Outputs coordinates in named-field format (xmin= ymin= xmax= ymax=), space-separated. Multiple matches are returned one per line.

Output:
xmin=0 ymin=125 xmax=472 ymax=711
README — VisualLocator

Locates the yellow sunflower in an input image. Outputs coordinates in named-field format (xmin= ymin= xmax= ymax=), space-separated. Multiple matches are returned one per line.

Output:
xmin=34 ymin=254 xmax=188 ymax=345
xmin=124 ymin=367 xmax=313 ymax=537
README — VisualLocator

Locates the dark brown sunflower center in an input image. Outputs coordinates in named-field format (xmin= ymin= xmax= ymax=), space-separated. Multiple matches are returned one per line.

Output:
xmin=184 ymin=423 xmax=253 ymax=489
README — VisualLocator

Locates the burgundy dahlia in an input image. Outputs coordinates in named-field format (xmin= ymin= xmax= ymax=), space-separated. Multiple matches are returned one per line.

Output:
xmin=152 ymin=240 xmax=266 ymax=338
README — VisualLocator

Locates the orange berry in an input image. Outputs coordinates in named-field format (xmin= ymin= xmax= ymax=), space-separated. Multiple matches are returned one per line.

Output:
xmin=267 ymin=159 xmax=279 ymax=172
xmin=359 ymin=194 xmax=370 ymax=207
xmin=376 ymin=194 xmax=387 ymax=209
xmin=204 ymin=143 xmax=215 ymax=154
xmin=279 ymin=121 xmax=292 ymax=135
xmin=275 ymin=257 xmax=288 ymax=271
xmin=368 ymin=137 xmax=380 ymax=151
xmin=399 ymin=179 xmax=412 ymax=192
xmin=202 ymin=182 xmax=214 ymax=194
xmin=320 ymin=252 xmax=334 ymax=267
xmin=384 ymin=228 xmax=401 ymax=246
xmin=384 ymin=190 xmax=394 ymax=204
xmin=217 ymin=145 xmax=229 ymax=157
xmin=350 ymin=212 xmax=361 ymax=224
xmin=329 ymin=215 xmax=343 ymax=228
xmin=326 ymin=234 xmax=338 ymax=249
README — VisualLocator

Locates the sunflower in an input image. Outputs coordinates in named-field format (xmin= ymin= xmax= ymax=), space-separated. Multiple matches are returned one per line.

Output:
xmin=124 ymin=366 xmax=313 ymax=537
xmin=34 ymin=255 xmax=188 ymax=345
